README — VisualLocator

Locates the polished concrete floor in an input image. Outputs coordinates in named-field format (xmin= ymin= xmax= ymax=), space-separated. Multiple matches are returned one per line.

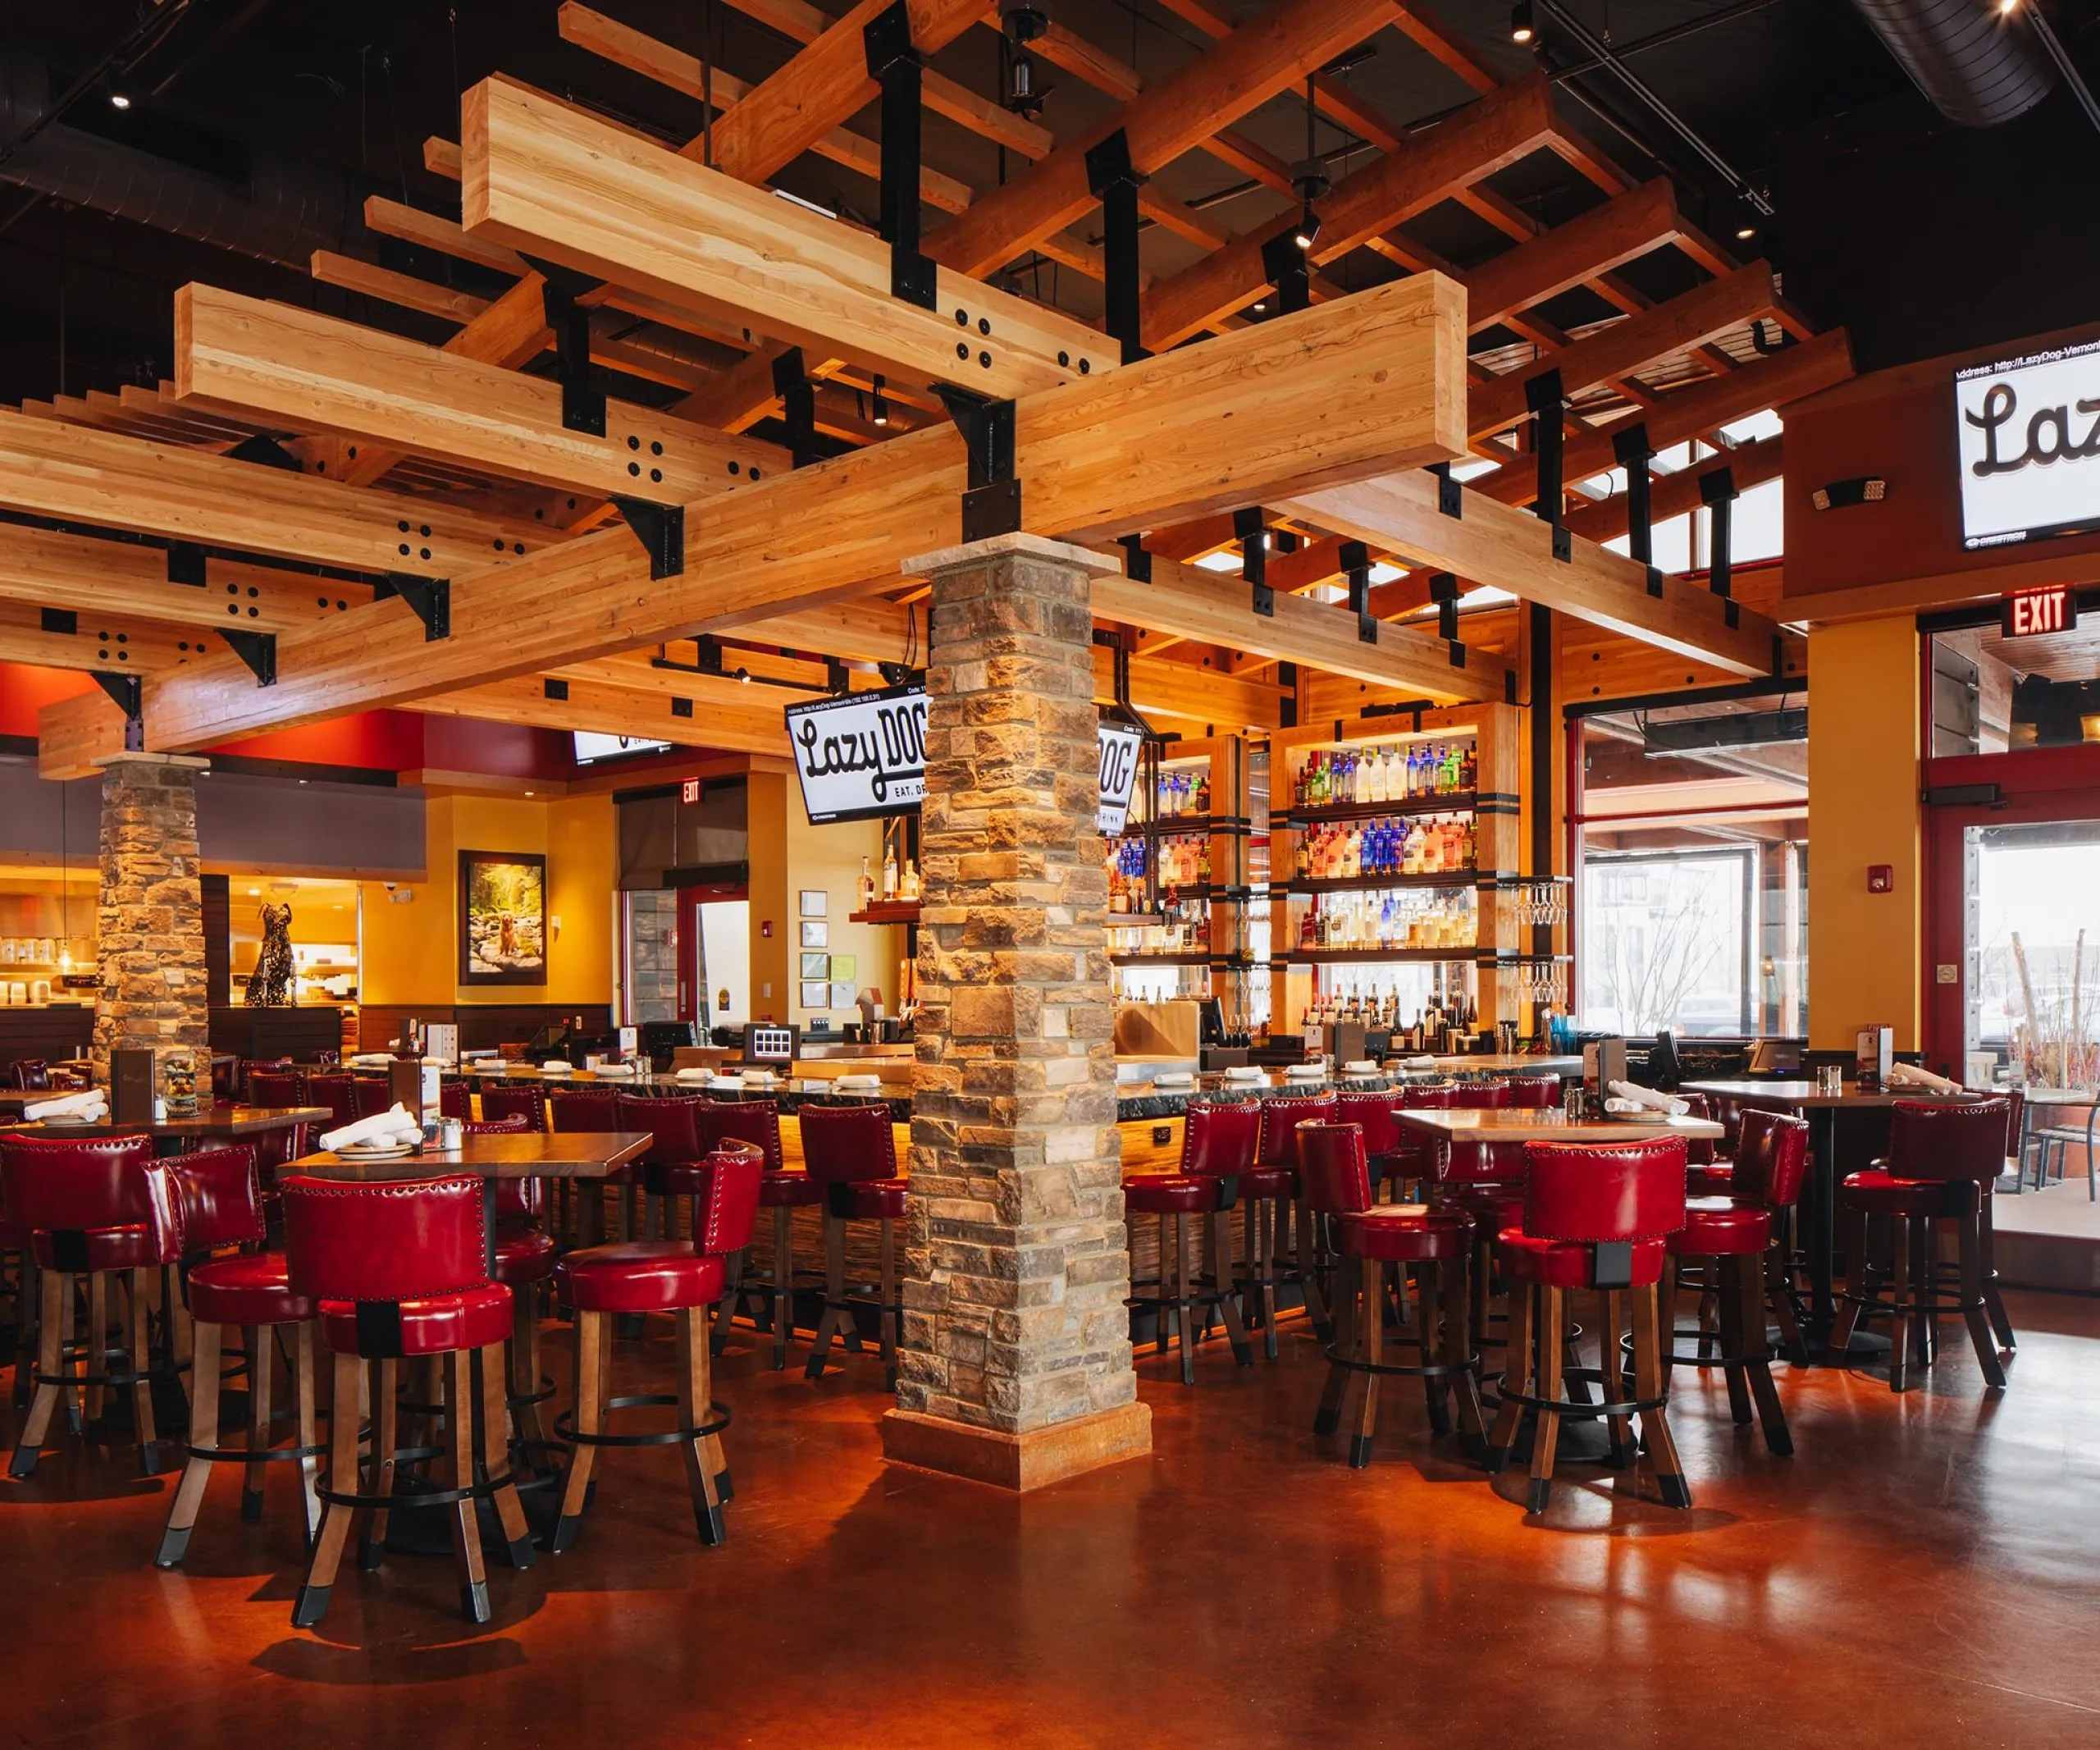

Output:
xmin=4 ymin=1291 xmax=2100 ymax=1748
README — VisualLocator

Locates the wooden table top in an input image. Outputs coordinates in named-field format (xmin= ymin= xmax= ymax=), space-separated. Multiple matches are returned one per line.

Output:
xmin=1419 ymin=1054 xmax=1582 ymax=1076
xmin=1682 ymin=1079 xmax=1988 ymax=1109
xmin=289 ymin=1129 xmax=654 ymax=1183
xmin=1395 ymin=1108 xmax=1724 ymax=1144
xmin=0 ymin=1103 xmax=329 ymax=1137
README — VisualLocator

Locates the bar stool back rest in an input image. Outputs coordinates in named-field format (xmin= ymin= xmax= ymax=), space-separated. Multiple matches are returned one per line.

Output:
xmin=165 ymin=1144 xmax=264 ymax=1253
xmin=349 ymin=1077 xmax=396 ymax=1121
xmin=1255 ymin=1094 xmax=1336 ymax=1170
xmin=248 ymin=1071 xmax=304 ymax=1108
xmin=438 ymin=1081 xmax=471 ymax=1121
xmin=238 ymin=1058 xmax=293 ymax=1101
xmin=1334 ymin=1093 xmax=1408 ymax=1161
xmin=1881 ymin=1097 xmax=2011 ymax=1182
xmin=1522 ymin=1140 xmax=1687 ymax=1242
xmin=1507 ymin=1076 xmax=1559 ymax=1109
xmin=1677 ymin=1092 xmax=1718 ymax=1166
xmin=1296 ymin=1122 xmax=1374 ymax=1213
xmin=457 ymin=1118 xmax=540 ymax=1220
xmin=689 ymin=1140 xmax=766 ymax=1255
xmin=0 ymin=1134 xmax=183 ymax=1255
xmin=9 ymin=1059 xmax=53 ymax=1090
xmin=614 ymin=1093 xmax=707 ymax=1166
xmin=698 ymin=1098 xmax=786 ymax=1172
xmin=480 ymin=1085 xmax=546 ymax=1131
xmin=281 ymin=1175 xmax=489 ymax=1301
xmin=1454 ymin=1080 xmax=1512 ymax=1109
xmin=798 ymin=1102 xmax=900 ymax=1181
xmin=305 ymin=1075 xmax=360 ymax=1127
xmin=1402 ymin=1085 xmax=1460 ymax=1108
xmin=1730 ymin=1110 xmax=1810 ymax=1208
xmin=1180 ymin=1100 xmax=1262 ymax=1177
xmin=546 ymin=1088 xmax=621 ymax=1132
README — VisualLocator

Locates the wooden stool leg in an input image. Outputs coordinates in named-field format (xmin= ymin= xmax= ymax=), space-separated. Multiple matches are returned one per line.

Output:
xmin=710 ymin=1245 xmax=743 ymax=1355
xmin=1735 ymin=1253 xmax=1793 ymax=1455
xmin=1349 ymin=1259 xmax=1384 ymax=1468
xmin=1526 ymin=1285 xmax=1564 ymax=1512
xmin=292 ymin=1353 xmax=363 ymax=1629
xmin=551 ymin=1311 xmax=605 ymax=1554
xmin=509 ymin=1289 xmax=548 ymax=1452
xmin=1253 ymin=1199 xmax=1279 ymax=1360
xmin=1296 ymin=1199 xmax=1334 ymax=1342
xmin=293 ymin=1323 xmax=322 ymax=1544
xmin=1486 ymin=1279 xmax=1532 ymax=1474
xmin=1151 ymin=1215 xmax=1171 ymax=1357
xmin=83 ymin=1271 xmax=108 ymax=1431
xmin=671 ymin=1306 xmax=728 ymax=1545
xmin=1717 ymin=1260 xmax=1754 ymax=1428
xmin=1768 ymin=1243 xmax=1809 ymax=1366
xmin=1204 ymin=1212 xmax=1253 ymax=1368
xmin=1827 ymin=1204 xmax=1872 ymax=1356
xmin=1413 ymin=1265 xmax=1450 ymax=1435
xmin=243 ymin=1321 xmax=274 ymax=1515
xmin=126 ymin=1270 xmax=164 ymax=1472
xmin=1958 ymin=1212 xmax=2008 ymax=1389
xmin=472 ymin=1343 xmax=531 ymax=1572
xmin=1312 ymin=1245 xmax=1355 ymax=1437
xmin=879 ymin=1218 xmax=898 ymax=1390
xmin=9 ymin=1268 xmax=68 ymax=1478
xmin=167 ymin=1281 xmax=194 ymax=1408
xmin=156 ymin=1317 xmax=222 ymax=1565
xmin=1166 ymin=1215 xmax=1194 ymax=1385
xmin=1887 ymin=1215 xmax=1911 ymax=1392
xmin=359 ymin=1358 xmax=399 ymax=1570
xmin=1979 ymin=1197 xmax=2016 ymax=1350
xmin=771 ymin=1207 xmax=794 ymax=1370
xmin=1632 ymin=1285 xmax=1690 ymax=1508
xmin=804 ymin=1213 xmax=847 ymax=1381
xmin=445 ymin=1350 xmax=492 ymax=1624
xmin=1442 ymin=1248 xmax=1488 ymax=1463
xmin=1598 ymin=1289 xmax=1635 ymax=1469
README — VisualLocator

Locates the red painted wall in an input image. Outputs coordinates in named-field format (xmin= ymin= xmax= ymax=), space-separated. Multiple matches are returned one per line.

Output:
xmin=0 ymin=665 xmax=94 ymax=739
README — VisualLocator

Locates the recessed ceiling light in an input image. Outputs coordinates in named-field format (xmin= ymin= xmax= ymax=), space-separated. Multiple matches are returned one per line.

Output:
xmin=108 ymin=92 xmax=131 ymax=110
xmin=1510 ymin=2 xmax=1535 ymax=43
xmin=1737 ymin=224 xmax=1756 ymax=240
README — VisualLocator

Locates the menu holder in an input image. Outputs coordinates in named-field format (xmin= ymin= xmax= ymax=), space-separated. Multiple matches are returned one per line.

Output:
xmin=1856 ymin=1025 xmax=1893 ymax=1091
xmin=110 ymin=1049 xmax=156 ymax=1124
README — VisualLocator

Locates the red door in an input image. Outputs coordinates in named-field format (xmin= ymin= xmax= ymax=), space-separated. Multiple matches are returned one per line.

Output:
xmin=674 ymin=880 xmax=746 ymax=1025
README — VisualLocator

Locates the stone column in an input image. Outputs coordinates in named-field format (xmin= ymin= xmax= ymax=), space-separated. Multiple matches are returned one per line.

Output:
xmin=92 ymin=755 xmax=211 ymax=1076
xmin=882 ymin=533 xmax=1152 ymax=1492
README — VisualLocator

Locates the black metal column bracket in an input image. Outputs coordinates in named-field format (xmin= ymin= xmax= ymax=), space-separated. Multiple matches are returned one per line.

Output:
xmin=1525 ymin=368 xmax=1567 ymax=545
xmin=1428 ymin=570 xmax=1460 ymax=644
xmin=523 ymin=256 xmax=609 ymax=438
xmin=375 ymin=572 xmax=451 ymax=641
xmin=41 ymin=608 xmax=76 ymax=634
xmin=1340 ymin=539 xmax=1376 ymax=644
xmin=865 ymin=2 xmax=937 ymax=311
xmin=167 ymin=541 xmax=207 ymax=586
xmin=1119 ymin=533 xmax=1153 ymax=583
xmin=224 ymin=433 xmax=302 ymax=472
xmin=221 ymin=628 xmax=277 ymax=688
xmin=935 ymin=386 xmax=1020 ymax=540
xmin=771 ymin=347 xmax=819 ymax=468
xmin=1258 ymin=229 xmax=1311 ymax=317
xmin=1701 ymin=465 xmax=1738 ymax=603
xmin=1610 ymin=421 xmax=1655 ymax=564
xmin=609 ymin=500 xmax=686 ymax=580
xmin=1235 ymin=507 xmax=1271 ymax=617
xmin=92 ymin=671 xmax=144 ymax=751
xmin=1084 ymin=130 xmax=1149 ymax=365
xmin=1427 ymin=460 xmax=1462 ymax=519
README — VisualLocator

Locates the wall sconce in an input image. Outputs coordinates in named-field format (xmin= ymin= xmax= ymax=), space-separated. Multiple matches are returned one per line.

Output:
xmin=1810 ymin=476 xmax=1887 ymax=510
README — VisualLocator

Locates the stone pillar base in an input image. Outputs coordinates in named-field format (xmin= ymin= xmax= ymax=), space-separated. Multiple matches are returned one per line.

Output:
xmin=880 ymin=1402 xmax=1153 ymax=1493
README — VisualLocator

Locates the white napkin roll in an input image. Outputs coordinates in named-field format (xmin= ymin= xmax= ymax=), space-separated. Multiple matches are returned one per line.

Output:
xmin=539 ymin=1060 xmax=572 ymax=1074
xmin=673 ymin=1067 xmax=710 ymax=1082
xmin=1608 ymin=1080 xmax=1689 ymax=1117
xmin=321 ymin=1103 xmax=422 ymax=1154
xmin=1602 ymin=1098 xmax=1656 ymax=1117
xmin=27 ymin=1090 xmax=107 ymax=1122
xmin=1888 ymin=1062 xmax=1962 ymax=1094
xmin=1402 ymin=1056 xmax=1437 ymax=1070
xmin=835 ymin=1074 xmax=883 ymax=1090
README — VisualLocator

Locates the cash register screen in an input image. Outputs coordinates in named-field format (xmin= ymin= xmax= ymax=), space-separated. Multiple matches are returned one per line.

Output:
xmin=746 ymin=1025 xmax=796 ymax=1063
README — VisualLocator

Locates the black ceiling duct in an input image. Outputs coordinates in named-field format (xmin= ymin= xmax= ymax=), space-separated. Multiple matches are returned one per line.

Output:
xmin=1848 ymin=0 xmax=2056 ymax=127
xmin=1642 ymin=708 xmax=1807 ymax=756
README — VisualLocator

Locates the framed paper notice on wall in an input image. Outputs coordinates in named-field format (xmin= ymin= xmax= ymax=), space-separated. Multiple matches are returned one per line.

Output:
xmin=798 ymin=981 xmax=831 ymax=1010
xmin=801 ymin=952 xmax=829 ymax=979
xmin=829 ymin=953 xmax=856 ymax=982
xmin=800 ymin=921 xmax=828 ymax=948
xmin=458 ymin=852 xmax=547 ymax=985
xmin=829 ymin=980 xmax=856 ymax=1009
xmin=799 ymin=890 xmax=828 ymax=917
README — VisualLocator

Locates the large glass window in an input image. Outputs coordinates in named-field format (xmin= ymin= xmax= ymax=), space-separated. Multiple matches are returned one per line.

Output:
xmin=1965 ymin=821 xmax=2100 ymax=1084
xmin=1929 ymin=610 xmax=2100 ymax=756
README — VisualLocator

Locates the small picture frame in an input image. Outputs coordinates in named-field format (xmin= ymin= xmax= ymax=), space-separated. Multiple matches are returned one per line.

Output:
xmin=829 ymin=953 xmax=856 ymax=982
xmin=799 ymin=890 xmax=828 ymax=918
xmin=799 ymin=981 xmax=831 ymax=1009
xmin=800 ymin=921 xmax=829 ymax=948
xmin=829 ymin=980 xmax=857 ymax=1010
xmin=800 ymin=952 xmax=830 ymax=980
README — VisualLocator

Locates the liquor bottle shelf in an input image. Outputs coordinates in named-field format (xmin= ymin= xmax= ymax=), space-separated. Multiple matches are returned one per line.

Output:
xmin=1119 ymin=813 xmax=1250 ymax=840
xmin=1269 ymin=870 xmax=1479 ymax=896
xmin=1272 ymin=947 xmax=1481 ymax=966
xmin=1111 ymin=951 xmax=1239 ymax=967
xmin=1276 ymin=792 xmax=1476 ymax=827
xmin=849 ymin=901 xmax=921 ymax=925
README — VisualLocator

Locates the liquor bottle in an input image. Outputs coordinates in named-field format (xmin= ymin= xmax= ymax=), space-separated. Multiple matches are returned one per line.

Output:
xmin=882 ymin=843 xmax=899 ymax=899
xmin=858 ymin=856 xmax=876 ymax=912
xmin=901 ymin=859 xmax=922 ymax=901
xmin=1461 ymin=742 xmax=1477 ymax=792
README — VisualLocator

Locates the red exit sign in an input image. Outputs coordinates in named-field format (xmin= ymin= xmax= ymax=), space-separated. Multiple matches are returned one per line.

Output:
xmin=2002 ymin=586 xmax=2078 ymax=639
xmin=680 ymin=779 xmax=701 ymax=804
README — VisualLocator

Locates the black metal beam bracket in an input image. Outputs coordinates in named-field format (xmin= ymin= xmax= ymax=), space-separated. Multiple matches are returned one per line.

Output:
xmin=375 ymin=572 xmax=450 ymax=641
xmin=1235 ymin=507 xmax=1271 ymax=617
xmin=612 ymin=497 xmax=686 ymax=579
xmin=1340 ymin=539 xmax=1376 ymax=644
xmin=770 ymin=347 xmax=819 ymax=468
xmin=1084 ymin=130 xmax=1149 ymax=364
xmin=935 ymin=386 xmax=1020 ymax=540
xmin=865 ymin=3 xmax=937 ymax=311
xmin=221 ymin=628 xmax=277 ymax=688
xmin=92 ymin=671 xmax=144 ymax=750
xmin=523 ymin=256 xmax=609 ymax=437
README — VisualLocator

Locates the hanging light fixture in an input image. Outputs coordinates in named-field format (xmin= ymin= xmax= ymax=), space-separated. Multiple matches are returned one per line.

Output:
xmin=871 ymin=373 xmax=890 ymax=427
xmin=1511 ymin=2 xmax=1536 ymax=44
xmin=1288 ymin=77 xmax=1330 ymax=254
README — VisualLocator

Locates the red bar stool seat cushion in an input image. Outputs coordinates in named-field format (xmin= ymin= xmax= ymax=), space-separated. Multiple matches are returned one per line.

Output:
xmin=187 ymin=1252 xmax=313 ymax=1327
xmin=759 ymin=1169 xmax=824 ymax=1209
xmin=1334 ymin=1204 xmax=1472 ymax=1263
xmin=1498 ymin=1229 xmax=1669 ymax=1289
xmin=1839 ymin=1168 xmax=1981 ymax=1218
xmin=1686 ymin=1163 xmax=1736 ymax=1197
xmin=317 ymin=1282 xmax=514 ymax=1357
xmin=558 ymin=1241 xmax=728 ymax=1314
xmin=1239 ymin=1164 xmax=1298 ymax=1199
xmin=31 ymin=1223 xmax=171 ymax=1273
xmin=1123 ymin=1173 xmax=1224 ymax=1217
xmin=1665 ymin=1198 xmax=1774 ymax=1256
xmin=493 ymin=1227 xmax=556 ymax=1286
xmin=1441 ymin=1181 xmax=1527 ymax=1231
xmin=835 ymin=1179 xmax=908 ymax=1220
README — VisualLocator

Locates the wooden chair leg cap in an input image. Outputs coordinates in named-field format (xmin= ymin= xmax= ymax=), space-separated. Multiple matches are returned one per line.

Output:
xmin=1347 ymin=1437 xmax=1373 ymax=1469
xmin=460 ymin=1580 xmax=491 ymax=1625
xmin=1524 ymin=1478 xmax=1552 ymax=1513
xmin=153 ymin=1526 xmax=192 ymax=1569
xmin=549 ymin=1515 xmax=583 ymax=1556
xmin=290 ymin=1584 xmax=331 ymax=1629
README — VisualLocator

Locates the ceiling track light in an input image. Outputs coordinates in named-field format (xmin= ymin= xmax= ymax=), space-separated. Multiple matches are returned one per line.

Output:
xmin=1511 ymin=1 xmax=1536 ymax=44
xmin=870 ymin=372 xmax=889 ymax=427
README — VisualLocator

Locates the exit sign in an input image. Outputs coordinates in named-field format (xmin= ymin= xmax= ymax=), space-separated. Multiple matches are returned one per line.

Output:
xmin=2002 ymin=585 xmax=2078 ymax=638
xmin=680 ymin=778 xmax=701 ymax=804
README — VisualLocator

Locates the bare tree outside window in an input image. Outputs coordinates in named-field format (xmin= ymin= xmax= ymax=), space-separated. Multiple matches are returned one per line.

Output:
xmin=1582 ymin=853 xmax=1745 ymax=1035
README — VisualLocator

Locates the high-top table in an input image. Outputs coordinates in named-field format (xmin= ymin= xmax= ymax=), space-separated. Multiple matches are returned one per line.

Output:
xmin=1395 ymin=1108 xmax=1724 ymax=1147
xmin=0 ymin=1103 xmax=330 ymax=1147
xmin=1681 ymin=1078 xmax=1988 ymax=1354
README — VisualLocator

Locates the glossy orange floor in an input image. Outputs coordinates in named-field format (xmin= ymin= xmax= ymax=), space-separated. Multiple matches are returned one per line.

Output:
xmin=4 ymin=1291 xmax=2099 ymax=1747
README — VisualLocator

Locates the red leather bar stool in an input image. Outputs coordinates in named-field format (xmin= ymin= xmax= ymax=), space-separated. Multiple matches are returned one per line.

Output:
xmin=550 ymin=1140 xmax=762 ymax=1553
xmin=1828 ymin=1098 xmax=2014 ymax=1392
xmin=1676 ymin=1093 xmax=1735 ymax=1196
xmin=1246 ymin=1092 xmax=1337 ymax=1350
xmin=468 ymin=1117 xmax=559 ymax=1454
xmin=437 ymin=1081 xmax=472 ymax=1122
xmin=797 ymin=1102 xmax=907 ymax=1387
xmin=236 ymin=1058 xmax=294 ymax=1102
xmin=1122 ymin=1101 xmax=1258 ymax=1383
xmin=1659 ymin=1109 xmax=1810 ymax=1458
xmin=1336 ymin=1090 xmax=1418 ymax=1204
xmin=280 ymin=1173 xmax=534 ymax=1629
xmin=2 ymin=1135 xmax=185 ymax=1478
xmin=1298 ymin=1121 xmax=1484 ymax=1466
xmin=1486 ymin=1139 xmax=1691 ymax=1513
xmin=1430 ymin=1081 xmax=1527 ymax=1355
xmin=157 ymin=1145 xmax=325 ymax=1566
xmin=696 ymin=1098 xmax=818 ymax=1369
xmin=547 ymin=1086 xmax=631 ymax=1242
xmin=481 ymin=1084 xmax=547 ymax=1131
xmin=247 ymin=1069 xmax=306 ymax=1109
xmin=615 ymin=1091 xmax=709 ymax=1241
xmin=304 ymin=1074 xmax=362 ymax=1129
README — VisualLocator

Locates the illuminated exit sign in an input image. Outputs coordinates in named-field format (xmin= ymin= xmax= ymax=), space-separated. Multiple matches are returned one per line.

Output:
xmin=2001 ymin=585 xmax=2078 ymax=639
xmin=681 ymin=779 xmax=701 ymax=804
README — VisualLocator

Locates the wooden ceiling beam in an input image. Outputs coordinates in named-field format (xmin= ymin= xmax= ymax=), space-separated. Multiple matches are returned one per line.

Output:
xmin=1562 ymin=434 xmax=1785 ymax=547
xmin=0 ymin=604 xmax=204 ymax=674
xmin=1284 ymin=468 xmax=1778 ymax=675
xmin=925 ymin=0 xmax=1403 ymax=277
xmin=39 ymin=274 xmax=1465 ymax=775
xmin=462 ymin=75 xmax=1108 ymax=400
xmin=1462 ymin=179 xmax=1680 ymax=336
xmin=173 ymin=285 xmax=790 ymax=502
xmin=419 ymin=670 xmax=788 ymax=756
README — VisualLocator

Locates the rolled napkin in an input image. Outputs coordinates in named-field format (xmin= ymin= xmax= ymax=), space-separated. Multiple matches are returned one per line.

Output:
xmin=539 ymin=1060 xmax=572 ymax=1074
xmin=1224 ymin=1066 xmax=1264 ymax=1083
xmin=1888 ymin=1062 xmax=1964 ymax=1094
xmin=1401 ymin=1055 xmax=1437 ymax=1070
xmin=1608 ymin=1081 xmax=1690 ymax=1117
xmin=1603 ymin=1097 xmax=1666 ymax=1117
xmin=320 ymin=1103 xmax=422 ymax=1154
xmin=835 ymin=1074 xmax=883 ymax=1091
xmin=673 ymin=1067 xmax=711 ymax=1082
xmin=26 ymin=1090 xmax=107 ymax=1122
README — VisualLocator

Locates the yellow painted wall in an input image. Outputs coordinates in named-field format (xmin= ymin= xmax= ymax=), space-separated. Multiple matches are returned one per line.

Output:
xmin=744 ymin=771 xmax=792 ymax=1025
xmin=359 ymin=793 xmax=614 ymax=1008
xmin=783 ymin=781 xmax=899 ymax=1028
xmin=1807 ymin=615 xmax=1921 ymax=1049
